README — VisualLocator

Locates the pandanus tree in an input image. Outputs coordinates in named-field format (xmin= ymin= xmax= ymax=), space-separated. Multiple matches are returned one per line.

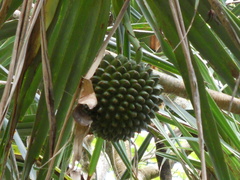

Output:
xmin=0 ymin=0 xmax=239 ymax=179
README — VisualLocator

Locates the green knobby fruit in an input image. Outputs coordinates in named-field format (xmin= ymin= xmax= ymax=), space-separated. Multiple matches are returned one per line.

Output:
xmin=90 ymin=54 xmax=163 ymax=141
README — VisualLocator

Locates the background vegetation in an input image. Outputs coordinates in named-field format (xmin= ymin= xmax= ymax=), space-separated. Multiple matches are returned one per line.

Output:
xmin=0 ymin=0 xmax=239 ymax=179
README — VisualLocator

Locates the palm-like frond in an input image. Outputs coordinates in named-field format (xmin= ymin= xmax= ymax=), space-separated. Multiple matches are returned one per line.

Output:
xmin=0 ymin=0 xmax=239 ymax=179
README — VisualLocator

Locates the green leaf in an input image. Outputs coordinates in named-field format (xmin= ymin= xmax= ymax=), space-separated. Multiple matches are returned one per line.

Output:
xmin=88 ymin=138 xmax=104 ymax=177
xmin=22 ymin=1 xmax=110 ymax=178
xmin=121 ymin=133 xmax=153 ymax=179
xmin=112 ymin=141 xmax=133 ymax=178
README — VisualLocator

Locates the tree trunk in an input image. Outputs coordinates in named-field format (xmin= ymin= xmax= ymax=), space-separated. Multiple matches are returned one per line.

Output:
xmin=154 ymin=137 xmax=172 ymax=180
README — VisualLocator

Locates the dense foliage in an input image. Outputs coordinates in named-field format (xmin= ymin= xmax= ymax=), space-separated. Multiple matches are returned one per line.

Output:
xmin=0 ymin=0 xmax=239 ymax=179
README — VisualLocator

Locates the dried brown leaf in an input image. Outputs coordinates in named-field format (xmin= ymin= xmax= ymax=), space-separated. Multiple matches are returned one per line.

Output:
xmin=169 ymin=0 xmax=206 ymax=178
xmin=78 ymin=78 xmax=97 ymax=110
xmin=73 ymin=104 xmax=92 ymax=126
xmin=72 ymin=121 xmax=91 ymax=168
xmin=0 ymin=0 xmax=42 ymax=129
xmin=40 ymin=5 xmax=56 ymax=158
xmin=0 ymin=0 xmax=13 ymax=27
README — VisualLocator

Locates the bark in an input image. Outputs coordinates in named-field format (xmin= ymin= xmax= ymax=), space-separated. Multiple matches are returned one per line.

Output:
xmin=137 ymin=166 xmax=159 ymax=180
xmin=154 ymin=137 xmax=172 ymax=180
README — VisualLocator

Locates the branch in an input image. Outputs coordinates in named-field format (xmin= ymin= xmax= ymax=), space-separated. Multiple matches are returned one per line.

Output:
xmin=137 ymin=166 xmax=159 ymax=180
xmin=155 ymin=71 xmax=240 ymax=114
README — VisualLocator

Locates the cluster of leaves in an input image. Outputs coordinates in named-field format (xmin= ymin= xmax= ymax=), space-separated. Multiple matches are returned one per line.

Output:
xmin=0 ymin=0 xmax=239 ymax=179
